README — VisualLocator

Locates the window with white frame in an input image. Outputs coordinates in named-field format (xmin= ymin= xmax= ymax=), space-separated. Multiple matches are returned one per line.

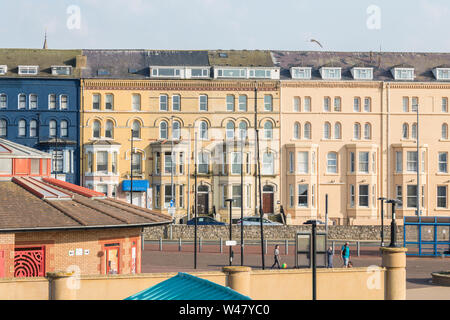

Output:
xmin=304 ymin=122 xmax=311 ymax=139
xmin=249 ymin=69 xmax=272 ymax=79
xmin=396 ymin=151 xmax=403 ymax=173
xmin=60 ymin=120 xmax=68 ymax=137
xmin=443 ymin=98 xmax=448 ymax=112
xmin=60 ymin=94 xmax=68 ymax=110
xmin=226 ymin=95 xmax=235 ymax=112
xmin=359 ymin=152 xmax=369 ymax=173
xmin=438 ymin=152 xmax=448 ymax=173
xmin=18 ymin=65 xmax=38 ymax=75
xmin=199 ymin=95 xmax=208 ymax=111
xmin=294 ymin=122 xmax=300 ymax=139
xmin=190 ymin=68 xmax=209 ymax=78
xmin=364 ymin=97 xmax=371 ymax=112
xmin=238 ymin=95 xmax=247 ymax=112
xmin=393 ymin=68 xmax=414 ymax=80
xmin=437 ymin=186 xmax=447 ymax=208
xmin=151 ymin=67 xmax=181 ymax=78
xmin=262 ymin=152 xmax=274 ymax=175
xmin=96 ymin=151 xmax=108 ymax=173
xmin=173 ymin=120 xmax=181 ymax=140
xmin=334 ymin=122 xmax=341 ymax=139
xmin=51 ymin=150 xmax=63 ymax=172
xmin=105 ymin=120 xmax=114 ymax=138
xmin=29 ymin=94 xmax=37 ymax=109
xmin=411 ymin=97 xmax=418 ymax=112
xmin=297 ymin=151 xmax=309 ymax=174
xmin=435 ymin=68 xmax=450 ymax=80
xmin=18 ymin=94 xmax=26 ymax=109
xmin=311 ymin=151 xmax=316 ymax=174
xmin=353 ymin=123 xmax=361 ymax=140
xmin=0 ymin=120 xmax=7 ymax=137
xmin=238 ymin=121 xmax=247 ymax=140
xmin=159 ymin=121 xmax=168 ymax=139
xmin=132 ymin=94 xmax=141 ymax=111
xmin=29 ymin=120 xmax=37 ymax=137
xmin=264 ymin=95 xmax=273 ymax=112
xmin=407 ymin=185 xmax=417 ymax=208
xmin=293 ymin=97 xmax=300 ymax=112
xmin=0 ymin=65 xmax=7 ymax=75
xmin=132 ymin=121 xmax=141 ymax=139
xmin=131 ymin=152 xmax=142 ymax=173
xmin=0 ymin=93 xmax=6 ymax=109
xmin=407 ymin=151 xmax=418 ymax=172
xmin=354 ymin=97 xmax=361 ymax=112
xmin=291 ymin=67 xmax=311 ymax=80
xmin=359 ymin=185 xmax=369 ymax=207
xmin=442 ymin=123 xmax=448 ymax=140
xmin=172 ymin=95 xmax=181 ymax=111
xmin=93 ymin=94 xmax=100 ymax=110
xmin=334 ymin=97 xmax=341 ymax=112
xmin=160 ymin=95 xmax=168 ymax=111
xmin=104 ymin=94 xmax=113 ymax=110
xmin=264 ymin=121 xmax=273 ymax=139
xmin=352 ymin=68 xmax=373 ymax=80
xmin=164 ymin=152 xmax=174 ymax=174
xmin=217 ymin=68 xmax=247 ymax=78
xmin=226 ymin=121 xmax=235 ymax=140
xmin=320 ymin=67 xmax=341 ymax=80
xmin=50 ymin=120 xmax=57 ymax=137
xmin=289 ymin=152 xmax=294 ymax=173
xmin=402 ymin=123 xmax=409 ymax=139
xmin=411 ymin=123 xmax=417 ymax=140
xmin=298 ymin=184 xmax=308 ymax=207
xmin=403 ymin=97 xmax=409 ymax=112
xmin=323 ymin=97 xmax=331 ymax=112
xmin=51 ymin=66 xmax=71 ymax=75
xmin=304 ymin=97 xmax=311 ymax=112
xmin=327 ymin=152 xmax=338 ymax=173
xmin=323 ymin=122 xmax=331 ymax=139
xmin=232 ymin=185 xmax=242 ymax=208
xmin=112 ymin=152 xmax=117 ymax=174
xmin=18 ymin=119 xmax=26 ymax=137
xmin=364 ymin=123 xmax=371 ymax=140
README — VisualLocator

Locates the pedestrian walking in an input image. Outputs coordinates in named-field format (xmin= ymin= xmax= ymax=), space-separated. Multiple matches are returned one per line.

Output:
xmin=340 ymin=242 xmax=350 ymax=268
xmin=326 ymin=246 xmax=333 ymax=268
xmin=271 ymin=244 xmax=281 ymax=269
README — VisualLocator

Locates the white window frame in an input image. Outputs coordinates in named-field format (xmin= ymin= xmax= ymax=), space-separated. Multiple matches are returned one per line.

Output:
xmin=320 ymin=67 xmax=341 ymax=80
xmin=290 ymin=67 xmax=312 ymax=80
xmin=18 ymin=65 xmax=39 ymax=75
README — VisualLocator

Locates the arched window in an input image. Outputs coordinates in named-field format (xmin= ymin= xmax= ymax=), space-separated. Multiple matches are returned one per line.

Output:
xmin=364 ymin=123 xmax=371 ymax=140
xmin=442 ymin=123 xmax=448 ymax=140
xmin=402 ymin=123 xmax=409 ymax=139
xmin=294 ymin=122 xmax=300 ymax=139
xmin=411 ymin=123 xmax=417 ymax=140
xmin=0 ymin=119 xmax=7 ymax=136
xmin=50 ymin=120 xmax=57 ymax=138
xmin=323 ymin=122 xmax=331 ymax=139
xmin=226 ymin=121 xmax=235 ymax=140
xmin=264 ymin=121 xmax=273 ymax=139
xmin=60 ymin=120 xmax=68 ymax=137
xmin=334 ymin=122 xmax=341 ymax=139
xmin=199 ymin=121 xmax=208 ymax=140
xmin=353 ymin=123 xmax=361 ymax=140
xmin=29 ymin=120 xmax=37 ymax=137
xmin=304 ymin=122 xmax=311 ymax=140
xmin=132 ymin=120 xmax=141 ymax=139
xmin=105 ymin=120 xmax=114 ymax=138
xmin=91 ymin=120 xmax=100 ymax=138
xmin=172 ymin=120 xmax=181 ymax=140
xmin=327 ymin=152 xmax=338 ymax=173
xmin=238 ymin=121 xmax=247 ymax=140
xmin=159 ymin=121 xmax=168 ymax=139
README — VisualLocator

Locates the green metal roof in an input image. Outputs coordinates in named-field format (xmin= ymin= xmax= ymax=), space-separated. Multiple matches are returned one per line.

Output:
xmin=124 ymin=273 xmax=251 ymax=300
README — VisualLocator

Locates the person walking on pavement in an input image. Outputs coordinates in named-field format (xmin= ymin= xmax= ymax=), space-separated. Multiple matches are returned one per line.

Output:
xmin=327 ymin=246 xmax=334 ymax=268
xmin=341 ymin=242 xmax=350 ymax=268
xmin=271 ymin=244 xmax=281 ymax=269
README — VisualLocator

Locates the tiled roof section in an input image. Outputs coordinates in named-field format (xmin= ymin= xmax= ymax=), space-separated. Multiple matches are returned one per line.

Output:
xmin=81 ymin=49 xmax=209 ymax=79
xmin=0 ymin=179 xmax=172 ymax=231
xmin=125 ymin=272 xmax=252 ymax=300
xmin=0 ymin=49 xmax=82 ymax=78
xmin=209 ymin=50 xmax=274 ymax=67
xmin=0 ymin=138 xmax=51 ymax=159
xmin=272 ymin=51 xmax=450 ymax=81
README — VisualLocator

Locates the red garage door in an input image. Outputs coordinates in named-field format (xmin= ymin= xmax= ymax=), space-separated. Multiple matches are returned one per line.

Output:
xmin=14 ymin=247 xmax=45 ymax=277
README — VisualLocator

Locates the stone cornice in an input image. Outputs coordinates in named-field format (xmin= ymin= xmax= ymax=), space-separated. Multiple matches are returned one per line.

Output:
xmin=81 ymin=79 xmax=279 ymax=91
xmin=280 ymin=81 xmax=383 ymax=89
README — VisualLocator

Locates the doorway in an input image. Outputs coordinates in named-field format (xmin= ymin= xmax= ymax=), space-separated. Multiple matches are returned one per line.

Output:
xmin=262 ymin=185 xmax=274 ymax=214
xmin=197 ymin=185 xmax=209 ymax=215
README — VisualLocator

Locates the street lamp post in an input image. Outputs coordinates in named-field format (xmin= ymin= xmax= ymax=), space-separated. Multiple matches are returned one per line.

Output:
xmin=240 ymin=139 xmax=244 ymax=266
xmin=226 ymin=198 xmax=234 ymax=266
xmin=130 ymin=129 xmax=133 ymax=205
xmin=386 ymin=199 xmax=402 ymax=247
xmin=378 ymin=197 xmax=387 ymax=247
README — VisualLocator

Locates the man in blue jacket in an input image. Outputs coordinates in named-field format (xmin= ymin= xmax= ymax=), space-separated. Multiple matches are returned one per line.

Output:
xmin=340 ymin=242 xmax=350 ymax=268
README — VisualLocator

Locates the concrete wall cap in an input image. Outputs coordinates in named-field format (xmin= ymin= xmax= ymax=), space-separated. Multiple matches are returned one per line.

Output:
xmin=222 ymin=266 xmax=252 ymax=273
xmin=46 ymin=271 xmax=75 ymax=279
xmin=379 ymin=247 xmax=408 ymax=253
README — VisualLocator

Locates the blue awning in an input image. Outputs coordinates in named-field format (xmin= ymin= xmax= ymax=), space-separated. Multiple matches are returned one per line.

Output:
xmin=122 ymin=180 xmax=149 ymax=192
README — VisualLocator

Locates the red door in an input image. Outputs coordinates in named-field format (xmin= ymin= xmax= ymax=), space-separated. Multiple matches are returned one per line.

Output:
xmin=105 ymin=244 xmax=120 ymax=275
xmin=14 ymin=247 xmax=45 ymax=277
xmin=263 ymin=193 xmax=274 ymax=214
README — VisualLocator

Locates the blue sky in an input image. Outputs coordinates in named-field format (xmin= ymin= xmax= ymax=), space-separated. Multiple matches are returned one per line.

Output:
xmin=1 ymin=0 xmax=449 ymax=52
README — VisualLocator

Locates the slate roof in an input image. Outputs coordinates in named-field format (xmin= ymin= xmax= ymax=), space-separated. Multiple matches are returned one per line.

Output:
xmin=125 ymin=272 xmax=251 ymax=300
xmin=0 ymin=138 xmax=51 ymax=159
xmin=0 ymin=49 xmax=82 ymax=78
xmin=271 ymin=51 xmax=450 ymax=81
xmin=81 ymin=49 xmax=209 ymax=79
xmin=0 ymin=177 xmax=172 ymax=232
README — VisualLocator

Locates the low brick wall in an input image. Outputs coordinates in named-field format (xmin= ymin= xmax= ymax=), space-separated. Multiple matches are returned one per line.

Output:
xmin=143 ymin=225 xmax=405 ymax=241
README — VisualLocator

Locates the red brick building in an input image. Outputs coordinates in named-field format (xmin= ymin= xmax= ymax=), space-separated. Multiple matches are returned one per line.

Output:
xmin=0 ymin=139 xmax=172 ymax=278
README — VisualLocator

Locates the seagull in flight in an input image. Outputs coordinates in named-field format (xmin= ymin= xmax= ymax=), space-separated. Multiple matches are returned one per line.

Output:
xmin=310 ymin=39 xmax=323 ymax=48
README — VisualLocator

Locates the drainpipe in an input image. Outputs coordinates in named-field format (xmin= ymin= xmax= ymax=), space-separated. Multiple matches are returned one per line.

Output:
xmin=386 ymin=82 xmax=391 ymax=204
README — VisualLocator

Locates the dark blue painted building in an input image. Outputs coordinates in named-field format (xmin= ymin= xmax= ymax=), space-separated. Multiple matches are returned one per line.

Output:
xmin=0 ymin=49 xmax=85 ymax=184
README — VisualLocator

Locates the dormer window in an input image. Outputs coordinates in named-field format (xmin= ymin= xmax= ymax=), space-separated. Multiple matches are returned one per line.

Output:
xmin=352 ymin=67 xmax=373 ymax=80
xmin=434 ymin=68 xmax=450 ymax=80
xmin=216 ymin=67 xmax=247 ymax=78
xmin=51 ymin=66 xmax=72 ymax=75
xmin=18 ymin=65 xmax=39 ymax=75
xmin=0 ymin=65 xmax=7 ymax=75
xmin=392 ymin=67 xmax=414 ymax=80
xmin=248 ymin=68 xmax=272 ymax=79
xmin=150 ymin=67 xmax=182 ymax=78
xmin=97 ymin=69 xmax=110 ymax=76
xmin=320 ymin=67 xmax=341 ymax=80
xmin=291 ymin=67 xmax=312 ymax=80
xmin=189 ymin=68 xmax=209 ymax=78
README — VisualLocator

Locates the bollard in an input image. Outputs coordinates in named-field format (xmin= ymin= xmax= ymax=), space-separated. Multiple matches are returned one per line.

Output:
xmin=159 ymin=238 xmax=162 ymax=251
xmin=285 ymin=239 xmax=288 ymax=255
xmin=222 ymin=266 xmax=252 ymax=297
xmin=220 ymin=238 xmax=223 ymax=253
xmin=380 ymin=247 xmax=408 ymax=300
xmin=179 ymin=238 xmax=182 ymax=252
